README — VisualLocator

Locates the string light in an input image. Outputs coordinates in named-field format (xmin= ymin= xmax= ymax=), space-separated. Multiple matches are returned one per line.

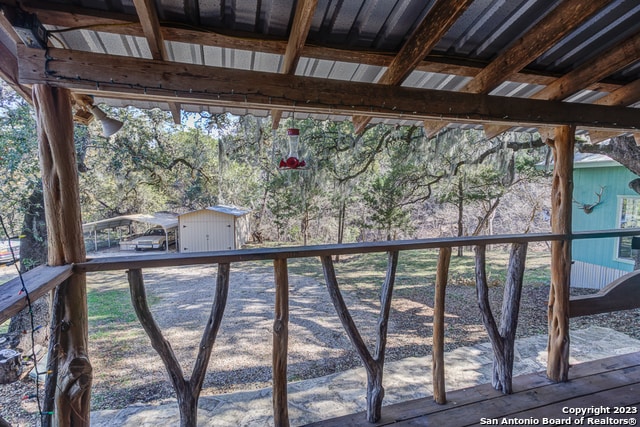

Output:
xmin=41 ymin=52 xmax=426 ymax=121
xmin=0 ymin=215 xmax=51 ymax=425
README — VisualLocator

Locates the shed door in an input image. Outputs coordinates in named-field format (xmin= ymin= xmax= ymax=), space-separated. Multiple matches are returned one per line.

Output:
xmin=181 ymin=215 xmax=234 ymax=252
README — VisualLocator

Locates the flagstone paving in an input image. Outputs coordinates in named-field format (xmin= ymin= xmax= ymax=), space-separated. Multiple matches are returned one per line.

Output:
xmin=91 ymin=325 xmax=640 ymax=426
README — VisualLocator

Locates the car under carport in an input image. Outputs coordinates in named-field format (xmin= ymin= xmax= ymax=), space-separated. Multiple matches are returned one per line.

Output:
xmin=82 ymin=213 xmax=178 ymax=253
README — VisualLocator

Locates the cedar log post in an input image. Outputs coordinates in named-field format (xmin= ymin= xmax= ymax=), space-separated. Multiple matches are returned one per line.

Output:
xmin=33 ymin=84 xmax=92 ymax=426
xmin=546 ymin=125 xmax=574 ymax=382
xmin=432 ymin=247 xmax=451 ymax=404
xmin=273 ymin=258 xmax=290 ymax=427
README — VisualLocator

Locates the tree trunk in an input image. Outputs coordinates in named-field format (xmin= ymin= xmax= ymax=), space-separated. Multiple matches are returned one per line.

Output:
xmin=302 ymin=208 xmax=309 ymax=246
xmin=33 ymin=84 xmax=91 ymax=426
xmin=472 ymin=198 xmax=501 ymax=237
xmin=577 ymin=135 xmax=640 ymax=176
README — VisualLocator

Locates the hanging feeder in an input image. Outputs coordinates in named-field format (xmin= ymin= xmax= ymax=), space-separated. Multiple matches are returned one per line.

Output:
xmin=279 ymin=128 xmax=307 ymax=170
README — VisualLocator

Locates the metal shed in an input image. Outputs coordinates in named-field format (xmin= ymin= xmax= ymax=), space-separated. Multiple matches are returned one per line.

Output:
xmin=178 ymin=206 xmax=251 ymax=253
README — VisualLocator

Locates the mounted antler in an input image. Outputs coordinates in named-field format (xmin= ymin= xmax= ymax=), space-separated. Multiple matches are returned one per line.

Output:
xmin=573 ymin=186 xmax=605 ymax=214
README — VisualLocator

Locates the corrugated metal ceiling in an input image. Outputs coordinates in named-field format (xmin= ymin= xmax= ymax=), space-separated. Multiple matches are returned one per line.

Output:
xmin=38 ymin=0 xmax=640 ymax=124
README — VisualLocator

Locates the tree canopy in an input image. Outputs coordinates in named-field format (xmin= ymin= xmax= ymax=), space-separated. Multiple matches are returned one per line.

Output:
xmin=11 ymin=80 xmax=637 ymax=248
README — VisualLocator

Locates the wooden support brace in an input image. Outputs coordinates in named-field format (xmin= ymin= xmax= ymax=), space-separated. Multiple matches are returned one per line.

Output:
xmin=475 ymin=243 xmax=528 ymax=394
xmin=321 ymin=252 xmax=398 ymax=422
xmin=128 ymin=264 xmax=230 ymax=427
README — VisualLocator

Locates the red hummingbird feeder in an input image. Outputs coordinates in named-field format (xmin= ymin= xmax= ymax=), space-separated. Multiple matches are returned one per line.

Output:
xmin=279 ymin=128 xmax=307 ymax=170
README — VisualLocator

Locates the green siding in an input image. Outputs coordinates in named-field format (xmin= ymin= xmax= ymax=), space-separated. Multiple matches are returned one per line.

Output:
xmin=572 ymin=164 xmax=639 ymax=272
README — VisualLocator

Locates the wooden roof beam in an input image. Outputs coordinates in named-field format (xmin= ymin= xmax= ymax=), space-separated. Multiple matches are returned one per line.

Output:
xmin=132 ymin=0 xmax=167 ymax=61
xmin=18 ymin=46 xmax=640 ymax=132
xmin=462 ymin=0 xmax=611 ymax=95
xmin=270 ymin=0 xmax=318 ymax=129
xmin=351 ymin=0 xmax=474 ymax=133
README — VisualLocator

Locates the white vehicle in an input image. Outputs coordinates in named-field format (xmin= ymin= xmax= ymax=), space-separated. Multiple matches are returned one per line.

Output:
xmin=0 ymin=240 xmax=20 ymax=264
xmin=128 ymin=227 xmax=176 ymax=251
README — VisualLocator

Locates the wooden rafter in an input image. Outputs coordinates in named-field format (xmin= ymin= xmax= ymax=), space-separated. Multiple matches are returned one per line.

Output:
xmin=532 ymin=31 xmax=640 ymax=102
xmin=132 ymin=0 xmax=167 ymax=61
xmin=168 ymin=102 xmax=181 ymax=124
xmin=17 ymin=1 xmax=627 ymax=95
xmin=462 ymin=0 xmax=612 ymax=95
xmin=0 ymin=9 xmax=32 ymax=102
xmin=352 ymin=0 xmax=475 ymax=133
xmin=270 ymin=0 xmax=318 ymax=129
xmin=423 ymin=120 xmax=448 ymax=139
xmin=483 ymin=124 xmax=513 ymax=141
xmin=594 ymin=79 xmax=640 ymax=107
xmin=577 ymin=77 xmax=640 ymax=140
xmin=587 ymin=129 xmax=621 ymax=144
xmin=0 ymin=37 xmax=32 ymax=102
xmin=431 ymin=0 xmax=612 ymax=141
xmin=17 ymin=46 xmax=640 ymax=131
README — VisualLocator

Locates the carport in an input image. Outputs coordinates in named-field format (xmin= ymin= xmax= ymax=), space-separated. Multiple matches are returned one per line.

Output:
xmin=82 ymin=213 xmax=178 ymax=253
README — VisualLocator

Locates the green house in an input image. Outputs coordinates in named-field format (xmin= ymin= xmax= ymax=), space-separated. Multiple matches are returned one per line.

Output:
xmin=572 ymin=153 xmax=640 ymax=289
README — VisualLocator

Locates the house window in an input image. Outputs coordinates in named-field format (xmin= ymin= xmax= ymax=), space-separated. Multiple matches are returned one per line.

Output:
xmin=617 ymin=196 xmax=640 ymax=260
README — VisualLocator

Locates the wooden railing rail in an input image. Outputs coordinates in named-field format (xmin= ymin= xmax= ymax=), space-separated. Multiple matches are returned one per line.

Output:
xmin=73 ymin=229 xmax=640 ymax=273
xmin=569 ymin=269 xmax=640 ymax=317
xmin=0 ymin=264 xmax=73 ymax=324
xmin=74 ymin=232 xmax=566 ymax=272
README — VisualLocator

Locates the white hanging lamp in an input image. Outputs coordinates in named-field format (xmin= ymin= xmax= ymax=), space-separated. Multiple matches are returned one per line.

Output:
xmin=89 ymin=105 xmax=124 ymax=137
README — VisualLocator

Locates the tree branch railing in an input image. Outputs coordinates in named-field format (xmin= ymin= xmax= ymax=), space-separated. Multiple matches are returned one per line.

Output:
xmin=127 ymin=264 xmax=229 ymax=427
xmin=2 ymin=229 xmax=640 ymax=426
